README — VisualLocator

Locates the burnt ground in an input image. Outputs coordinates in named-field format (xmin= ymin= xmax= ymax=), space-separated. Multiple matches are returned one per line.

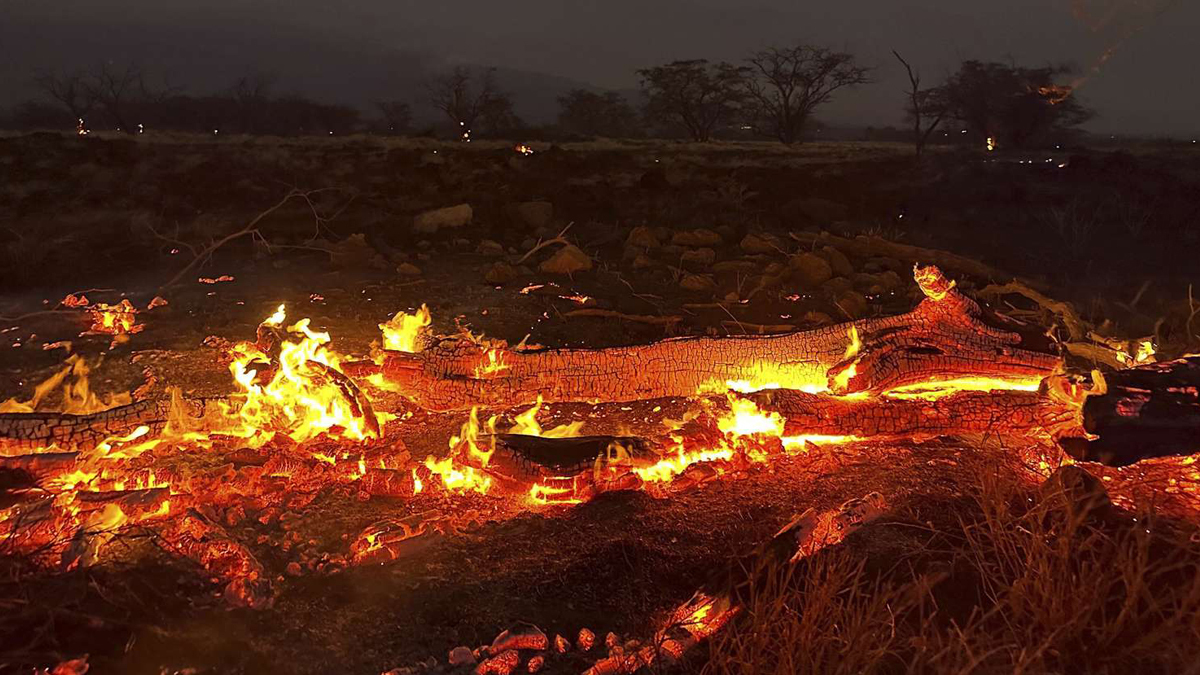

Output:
xmin=2 ymin=133 xmax=1200 ymax=674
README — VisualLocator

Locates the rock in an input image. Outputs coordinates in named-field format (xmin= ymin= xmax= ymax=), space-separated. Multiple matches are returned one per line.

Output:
xmin=712 ymin=260 xmax=759 ymax=275
xmin=1038 ymin=465 xmax=1112 ymax=517
xmin=328 ymin=233 xmax=387 ymax=270
xmin=508 ymin=201 xmax=554 ymax=229
xmin=520 ymin=237 xmax=537 ymax=250
xmin=876 ymin=270 xmax=903 ymax=291
xmin=818 ymin=246 xmax=854 ymax=277
xmin=834 ymin=289 xmax=868 ymax=319
xmin=539 ymin=245 xmax=592 ymax=275
xmin=680 ymin=273 xmax=716 ymax=292
xmin=491 ymin=624 xmax=548 ymax=653
xmin=449 ymin=646 xmax=477 ymax=666
xmin=680 ymin=247 xmax=716 ymax=267
xmin=782 ymin=197 xmax=848 ymax=225
xmin=763 ymin=262 xmax=786 ymax=276
xmin=671 ymin=228 xmax=722 ymax=247
xmin=476 ymin=239 xmax=505 ymax=256
xmin=626 ymin=226 xmax=660 ymax=249
xmin=396 ymin=262 xmax=422 ymax=276
xmin=413 ymin=203 xmax=472 ymax=234
xmin=801 ymin=310 xmax=833 ymax=325
xmin=417 ymin=239 xmax=432 ymax=249
xmin=632 ymin=254 xmax=656 ymax=269
xmin=821 ymin=276 xmax=854 ymax=295
xmin=485 ymin=262 xmax=517 ymax=284
xmin=788 ymin=252 xmax=834 ymax=287
xmin=740 ymin=232 xmax=783 ymax=254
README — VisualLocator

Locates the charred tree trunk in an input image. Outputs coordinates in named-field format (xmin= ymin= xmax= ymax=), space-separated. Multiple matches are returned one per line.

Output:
xmin=1060 ymin=357 xmax=1200 ymax=466
xmin=362 ymin=266 xmax=1059 ymax=411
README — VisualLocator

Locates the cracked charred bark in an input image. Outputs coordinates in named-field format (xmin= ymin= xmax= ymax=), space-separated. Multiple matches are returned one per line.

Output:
xmin=364 ymin=266 xmax=1060 ymax=411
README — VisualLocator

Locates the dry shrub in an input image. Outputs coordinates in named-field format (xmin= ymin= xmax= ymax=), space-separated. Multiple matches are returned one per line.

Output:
xmin=704 ymin=470 xmax=1200 ymax=675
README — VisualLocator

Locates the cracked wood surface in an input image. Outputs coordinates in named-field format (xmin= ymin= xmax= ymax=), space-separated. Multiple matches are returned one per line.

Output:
xmin=371 ymin=266 xmax=1061 ymax=411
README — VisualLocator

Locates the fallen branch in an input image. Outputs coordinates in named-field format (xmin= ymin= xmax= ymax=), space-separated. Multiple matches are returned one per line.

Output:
xmin=515 ymin=222 xmax=574 ymax=265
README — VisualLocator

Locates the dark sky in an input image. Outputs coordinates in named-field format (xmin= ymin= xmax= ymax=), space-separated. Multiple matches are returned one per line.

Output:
xmin=2 ymin=0 xmax=1196 ymax=135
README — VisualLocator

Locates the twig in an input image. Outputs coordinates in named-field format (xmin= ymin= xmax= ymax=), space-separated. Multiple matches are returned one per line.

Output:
xmin=157 ymin=189 xmax=307 ymax=292
xmin=516 ymin=223 xmax=574 ymax=265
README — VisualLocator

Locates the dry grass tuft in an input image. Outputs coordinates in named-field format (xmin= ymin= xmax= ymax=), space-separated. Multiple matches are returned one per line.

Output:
xmin=704 ymin=468 xmax=1200 ymax=675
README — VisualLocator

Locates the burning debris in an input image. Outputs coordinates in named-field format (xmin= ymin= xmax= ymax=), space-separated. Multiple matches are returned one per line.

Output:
xmin=3 ymin=264 xmax=1200 ymax=672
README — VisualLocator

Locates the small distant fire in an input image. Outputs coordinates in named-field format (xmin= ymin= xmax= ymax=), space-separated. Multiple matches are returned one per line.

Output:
xmin=986 ymin=136 xmax=997 ymax=152
xmin=515 ymin=143 xmax=534 ymax=156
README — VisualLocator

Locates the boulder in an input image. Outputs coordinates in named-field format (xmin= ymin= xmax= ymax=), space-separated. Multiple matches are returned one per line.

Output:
xmin=485 ymin=262 xmax=518 ymax=284
xmin=834 ymin=289 xmax=868 ymax=319
xmin=539 ymin=245 xmax=592 ymax=275
xmin=740 ymin=232 xmax=782 ymax=254
xmin=396 ymin=262 xmax=422 ymax=276
xmin=818 ymin=246 xmax=854 ymax=277
xmin=788 ymin=252 xmax=834 ymax=287
xmin=413 ymin=203 xmax=472 ymax=234
xmin=680 ymin=247 xmax=716 ymax=267
xmin=671 ymin=228 xmax=723 ymax=247
xmin=632 ymin=254 xmax=657 ymax=269
xmin=680 ymin=273 xmax=716 ymax=292
xmin=626 ymin=226 xmax=661 ymax=249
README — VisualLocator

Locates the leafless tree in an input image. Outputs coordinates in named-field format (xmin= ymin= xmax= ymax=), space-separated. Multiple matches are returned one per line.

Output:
xmin=638 ymin=59 xmax=745 ymax=142
xmin=892 ymin=51 xmax=947 ymax=157
xmin=426 ymin=66 xmax=516 ymax=139
xmin=230 ymin=73 xmax=275 ymax=134
xmin=375 ymin=100 xmax=413 ymax=134
xmin=741 ymin=45 xmax=869 ymax=144
xmin=33 ymin=70 xmax=98 ymax=121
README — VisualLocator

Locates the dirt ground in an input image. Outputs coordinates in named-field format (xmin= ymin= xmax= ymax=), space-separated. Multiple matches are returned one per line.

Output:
xmin=2 ymin=133 xmax=1200 ymax=674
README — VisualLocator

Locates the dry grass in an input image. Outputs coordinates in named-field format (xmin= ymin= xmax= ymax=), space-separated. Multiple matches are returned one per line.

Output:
xmin=703 ymin=468 xmax=1200 ymax=675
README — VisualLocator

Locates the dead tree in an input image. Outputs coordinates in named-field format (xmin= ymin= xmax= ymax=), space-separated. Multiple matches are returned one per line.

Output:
xmin=33 ymin=70 xmax=98 ymax=123
xmin=426 ymin=66 xmax=515 ymax=139
xmin=742 ymin=46 xmax=869 ymax=144
xmin=892 ymin=50 xmax=946 ymax=157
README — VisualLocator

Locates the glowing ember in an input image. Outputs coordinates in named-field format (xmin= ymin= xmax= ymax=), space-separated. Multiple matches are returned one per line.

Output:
xmin=515 ymin=143 xmax=534 ymax=155
xmin=86 ymin=299 xmax=142 ymax=336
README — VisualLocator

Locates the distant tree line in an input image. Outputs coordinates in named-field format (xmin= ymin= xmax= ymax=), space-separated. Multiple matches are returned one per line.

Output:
xmin=3 ymin=45 xmax=1093 ymax=149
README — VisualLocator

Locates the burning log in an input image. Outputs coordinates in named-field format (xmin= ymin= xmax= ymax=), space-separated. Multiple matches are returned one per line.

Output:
xmin=364 ymin=266 xmax=1059 ymax=411
xmin=1060 ymin=356 xmax=1200 ymax=466
xmin=0 ymin=396 xmax=219 ymax=452
xmin=753 ymin=387 xmax=1078 ymax=440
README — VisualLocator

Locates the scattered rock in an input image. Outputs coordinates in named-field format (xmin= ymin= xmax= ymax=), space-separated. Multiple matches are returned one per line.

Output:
xmin=539 ymin=245 xmax=592 ymax=275
xmin=577 ymin=628 xmax=595 ymax=651
xmin=485 ymin=262 xmax=518 ymax=284
xmin=396 ymin=262 xmax=422 ymax=276
xmin=713 ymin=260 xmax=759 ymax=275
xmin=449 ymin=646 xmax=477 ymax=666
xmin=671 ymin=228 xmax=722 ymax=247
xmin=491 ymin=624 xmax=548 ymax=653
xmin=788 ymin=252 xmax=834 ymax=287
xmin=680 ymin=273 xmax=716 ymax=292
xmin=822 ymin=276 xmax=854 ymax=295
xmin=740 ymin=232 xmax=783 ymax=255
xmin=476 ymin=239 xmax=505 ymax=256
xmin=680 ymin=247 xmax=716 ymax=267
xmin=526 ymin=656 xmax=544 ymax=673
xmin=554 ymin=635 xmax=571 ymax=653
xmin=508 ymin=201 xmax=554 ymax=229
xmin=801 ymin=310 xmax=833 ymax=325
xmin=626 ymin=226 xmax=661 ymax=249
xmin=328 ymin=233 xmax=388 ymax=270
xmin=834 ymin=289 xmax=868 ymax=319
xmin=413 ymin=203 xmax=472 ymax=234
xmin=632 ymin=254 xmax=656 ymax=269
xmin=818 ymin=246 xmax=854 ymax=277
